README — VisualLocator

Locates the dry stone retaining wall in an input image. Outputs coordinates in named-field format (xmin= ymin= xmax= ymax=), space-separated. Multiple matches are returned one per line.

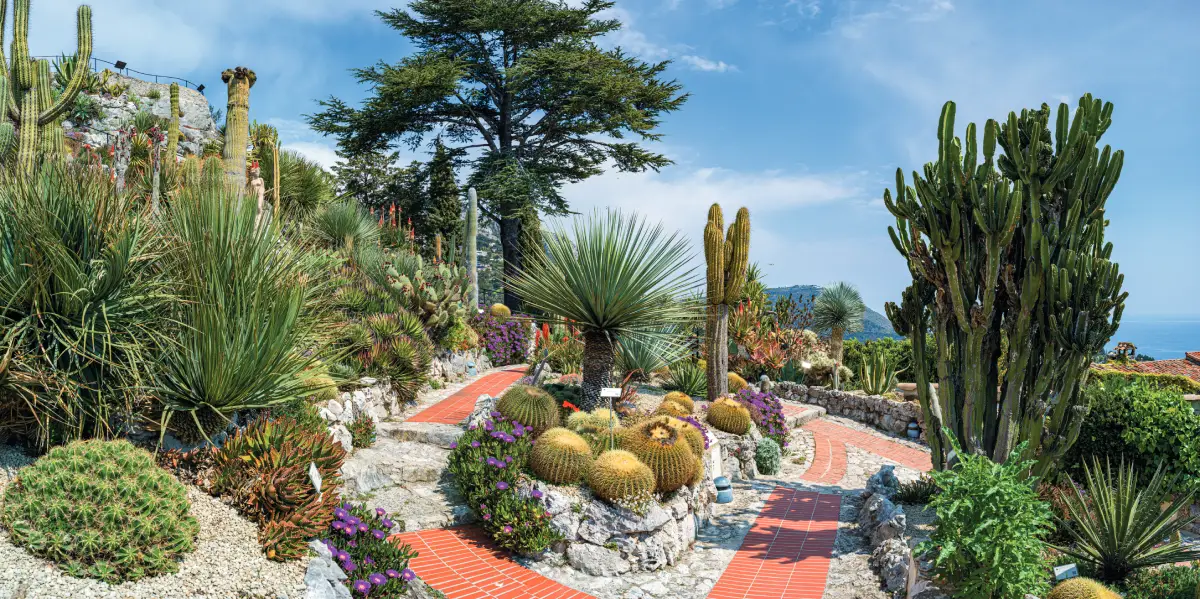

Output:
xmin=773 ymin=382 xmax=924 ymax=438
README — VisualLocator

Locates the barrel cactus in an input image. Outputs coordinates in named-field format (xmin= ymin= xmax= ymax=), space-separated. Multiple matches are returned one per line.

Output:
xmin=727 ymin=372 xmax=749 ymax=394
xmin=667 ymin=417 xmax=706 ymax=458
xmin=530 ymin=428 xmax=594 ymax=484
xmin=688 ymin=455 xmax=705 ymax=486
xmin=0 ymin=440 xmax=198 ymax=582
xmin=496 ymin=385 xmax=560 ymax=435
xmin=662 ymin=391 xmax=694 ymax=413
xmin=619 ymin=419 xmax=697 ymax=493
xmin=490 ymin=303 xmax=511 ymax=321
xmin=707 ymin=397 xmax=752 ymax=435
xmin=1046 ymin=578 xmax=1120 ymax=599
xmin=588 ymin=450 xmax=656 ymax=504
xmin=654 ymin=400 xmax=690 ymax=418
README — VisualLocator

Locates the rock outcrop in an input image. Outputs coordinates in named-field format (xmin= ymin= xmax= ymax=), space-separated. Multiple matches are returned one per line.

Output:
xmin=64 ymin=74 xmax=221 ymax=158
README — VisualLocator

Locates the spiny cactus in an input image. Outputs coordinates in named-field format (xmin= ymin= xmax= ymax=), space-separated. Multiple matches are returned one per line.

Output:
xmin=587 ymin=450 xmax=656 ymax=504
xmin=1046 ymin=577 xmax=1120 ymax=599
xmin=530 ymin=427 xmax=594 ymax=484
xmin=755 ymin=437 xmax=781 ymax=475
xmin=567 ymin=408 xmax=619 ymax=434
xmin=165 ymin=82 xmax=181 ymax=162
xmin=883 ymin=94 xmax=1127 ymax=475
xmin=619 ymin=419 xmax=697 ymax=493
xmin=388 ymin=256 xmax=469 ymax=329
xmin=666 ymin=417 xmax=706 ymax=459
xmin=662 ymin=391 xmax=695 ymax=413
xmin=496 ymin=385 xmax=560 ymax=435
xmin=727 ymin=372 xmax=748 ymax=394
xmin=490 ymin=303 xmax=511 ymax=321
xmin=688 ymin=455 xmax=705 ymax=486
xmin=1 ymin=0 xmax=93 ymax=170
xmin=0 ymin=440 xmax=198 ymax=582
xmin=704 ymin=204 xmax=750 ymax=402
xmin=220 ymin=66 xmax=255 ymax=189
xmin=706 ymin=397 xmax=752 ymax=435
xmin=654 ymin=400 xmax=690 ymax=418
xmin=467 ymin=187 xmax=479 ymax=309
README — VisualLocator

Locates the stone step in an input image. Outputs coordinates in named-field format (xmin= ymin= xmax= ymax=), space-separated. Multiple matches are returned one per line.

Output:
xmin=340 ymin=438 xmax=450 ymax=496
xmin=367 ymin=482 xmax=476 ymax=532
xmin=782 ymin=402 xmax=826 ymax=428
xmin=377 ymin=420 xmax=464 ymax=449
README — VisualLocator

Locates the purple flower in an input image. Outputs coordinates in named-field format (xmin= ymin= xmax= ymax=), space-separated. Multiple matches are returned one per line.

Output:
xmin=375 ymin=507 xmax=387 ymax=517
xmin=348 ymin=540 xmax=357 ymax=548
xmin=449 ymin=442 xmax=458 ymax=449
xmin=386 ymin=569 xmax=401 ymax=578
xmin=531 ymin=489 xmax=543 ymax=499
xmin=336 ymin=550 xmax=350 ymax=561
xmin=369 ymin=573 xmax=388 ymax=586
xmin=352 ymin=579 xmax=371 ymax=594
xmin=486 ymin=457 xmax=499 ymax=466
xmin=381 ymin=518 xmax=394 ymax=529
xmin=332 ymin=521 xmax=345 ymax=531
xmin=496 ymin=481 xmax=509 ymax=490
xmin=402 ymin=568 xmax=416 ymax=581
xmin=479 ymin=504 xmax=487 ymax=510
xmin=358 ymin=523 xmax=369 ymax=533
xmin=345 ymin=559 xmax=358 ymax=572
xmin=347 ymin=516 xmax=362 ymax=527
xmin=504 ymin=455 xmax=513 ymax=463
xmin=484 ymin=421 xmax=494 ymax=432
xmin=372 ymin=529 xmax=386 ymax=540
xmin=470 ymin=441 xmax=481 ymax=448
xmin=364 ymin=556 xmax=375 ymax=566
xmin=495 ymin=461 xmax=506 ymax=469
xmin=503 ymin=525 xmax=513 ymax=533
xmin=483 ymin=513 xmax=491 ymax=520
xmin=334 ymin=508 xmax=350 ymax=520
xmin=490 ymin=410 xmax=502 ymax=418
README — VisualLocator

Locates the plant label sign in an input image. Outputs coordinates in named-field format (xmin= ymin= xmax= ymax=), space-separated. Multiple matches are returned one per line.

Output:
xmin=1053 ymin=564 xmax=1078 ymax=581
xmin=309 ymin=462 xmax=323 ymax=494
xmin=600 ymin=387 xmax=622 ymax=398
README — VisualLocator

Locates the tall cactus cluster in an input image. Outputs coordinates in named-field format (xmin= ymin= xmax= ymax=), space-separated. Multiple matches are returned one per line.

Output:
xmin=884 ymin=94 xmax=1127 ymax=477
xmin=0 ymin=0 xmax=93 ymax=170
xmin=165 ymin=82 xmax=181 ymax=163
xmin=386 ymin=254 xmax=468 ymax=329
xmin=703 ymin=204 xmax=750 ymax=401
xmin=221 ymin=66 xmax=255 ymax=189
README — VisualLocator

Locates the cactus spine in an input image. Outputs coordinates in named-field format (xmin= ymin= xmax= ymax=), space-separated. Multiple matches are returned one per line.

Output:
xmin=467 ymin=187 xmax=479 ymax=310
xmin=166 ymin=83 xmax=181 ymax=162
xmin=221 ymin=66 xmax=255 ymax=189
xmin=706 ymin=397 xmax=752 ymax=435
xmin=529 ymin=428 xmax=593 ymax=484
xmin=619 ymin=419 xmax=696 ymax=493
xmin=704 ymin=204 xmax=750 ymax=402
xmin=496 ymin=385 xmax=560 ymax=435
xmin=588 ymin=450 xmax=655 ymax=504
xmin=883 ymin=95 xmax=1127 ymax=476
xmin=662 ymin=391 xmax=694 ymax=413
xmin=1 ymin=0 xmax=93 ymax=170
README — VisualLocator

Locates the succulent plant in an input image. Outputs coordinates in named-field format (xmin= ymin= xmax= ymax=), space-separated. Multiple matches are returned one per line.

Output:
xmin=529 ymin=428 xmax=594 ymax=484
xmin=588 ymin=450 xmax=656 ymax=504
xmin=619 ymin=419 xmax=697 ymax=493
xmin=0 ymin=440 xmax=198 ymax=583
xmin=496 ymin=385 xmax=560 ymax=435
xmin=662 ymin=391 xmax=695 ymax=413
xmin=220 ymin=66 xmax=256 ymax=188
xmin=348 ymin=411 xmax=376 ymax=449
xmin=755 ymin=438 xmax=781 ymax=475
xmin=1046 ymin=577 xmax=1120 ymax=599
xmin=707 ymin=397 xmax=752 ymax=435
xmin=387 ymin=257 xmax=469 ymax=330
xmin=727 ymin=372 xmax=749 ymax=394
xmin=666 ymin=417 xmax=706 ymax=459
xmin=654 ymin=400 xmax=690 ymax=418
xmin=490 ymin=303 xmax=511 ymax=321
xmin=688 ymin=455 xmax=705 ymax=487
xmin=567 ymin=408 xmax=618 ymax=433
xmin=704 ymin=205 xmax=750 ymax=401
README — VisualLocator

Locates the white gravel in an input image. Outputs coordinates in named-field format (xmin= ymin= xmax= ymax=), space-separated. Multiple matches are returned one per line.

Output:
xmin=0 ymin=444 xmax=306 ymax=599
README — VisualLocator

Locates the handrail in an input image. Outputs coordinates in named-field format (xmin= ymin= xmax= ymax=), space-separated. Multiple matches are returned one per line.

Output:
xmin=32 ymin=55 xmax=205 ymax=93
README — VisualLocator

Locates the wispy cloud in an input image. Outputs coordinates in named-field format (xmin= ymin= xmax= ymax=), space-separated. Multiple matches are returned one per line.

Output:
xmin=679 ymin=55 xmax=738 ymax=72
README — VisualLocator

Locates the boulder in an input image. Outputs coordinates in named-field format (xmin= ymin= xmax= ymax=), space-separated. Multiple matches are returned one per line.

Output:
xmin=566 ymin=543 xmax=630 ymax=576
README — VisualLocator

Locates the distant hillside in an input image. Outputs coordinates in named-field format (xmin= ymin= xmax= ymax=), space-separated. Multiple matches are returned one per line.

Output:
xmin=764 ymin=285 xmax=900 ymax=341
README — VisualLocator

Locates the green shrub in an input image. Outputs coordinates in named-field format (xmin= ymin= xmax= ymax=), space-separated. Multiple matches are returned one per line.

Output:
xmin=446 ymin=415 xmax=559 ymax=553
xmin=1121 ymin=564 xmax=1200 ymax=599
xmin=1089 ymin=368 xmax=1200 ymax=394
xmin=348 ymin=411 xmax=377 ymax=449
xmin=146 ymin=88 xmax=162 ymax=100
xmin=321 ymin=503 xmax=420 ymax=598
xmin=1 ymin=440 xmax=198 ymax=582
xmin=270 ymin=396 xmax=329 ymax=437
xmin=755 ymin=437 xmax=781 ymax=475
xmin=843 ymin=336 xmax=937 ymax=387
xmin=543 ymin=383 xmax=584 ymax=413
xmin=917 ymin=440 xmax=1052 ymax=599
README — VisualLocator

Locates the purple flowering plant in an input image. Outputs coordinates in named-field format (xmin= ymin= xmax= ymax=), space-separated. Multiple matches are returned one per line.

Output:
xmin=446 ymin=413 xmax=560 ymax=553
xmin=673 ymin=415 xmax=712 ymax=449
xmin=324 ymin=503 xmax=418 ymax=598
xmin=470 ymin=312 xmax=531 ymax=366
xmin=733 ymin=388 xmax=790 ymax=449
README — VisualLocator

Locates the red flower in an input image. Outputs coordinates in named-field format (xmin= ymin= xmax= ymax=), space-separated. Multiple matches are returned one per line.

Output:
xmin=562 ymin=401 xmax=580 ymax=412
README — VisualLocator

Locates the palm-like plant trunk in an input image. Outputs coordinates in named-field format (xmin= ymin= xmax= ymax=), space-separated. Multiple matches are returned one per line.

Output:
xmin=706 ymin=304 xmax=729 ymax=401
xmin=831 ymin=327 xmax=845 ymax=364
xmin=581 ymin=329 xmax=616 ymax=411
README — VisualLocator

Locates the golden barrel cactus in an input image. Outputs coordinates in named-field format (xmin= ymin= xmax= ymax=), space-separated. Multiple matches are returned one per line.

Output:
xmin=619 ymin=419 xmax=697 ymax=493
xmin=496 ymin=385 xmax=560 ymax=435
xmin=654 ymin=400 xmax=690 ymax=418
xmin=727 ymin=372 xmax=749 ymax=394
xmin=662 ymin=391 xmax=695 ymax=413
xmin=530 ymin=428 xmax=593 ymax=484
xmin=588 ymin=450 xmax=655 ymax=504
xmin=707 ymin=397 xmax=752 ymax=435
xmin=1046 ymin=578 xmax=1120 ymax=599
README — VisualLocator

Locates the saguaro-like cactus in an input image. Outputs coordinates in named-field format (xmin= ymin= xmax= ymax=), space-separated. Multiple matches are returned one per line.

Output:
xmin=467 ymin=187 xmax=480 ymax=310
xmin=0 ymin=0 xmax=93 ymax=170
xmin=883 ymin=94 xmax=1127 ymax=477
xmin=221 ymin=66 xmax=255 ymax=189
xmin=165 ymin=82 xmax=181 ymax=162
xmin=704 ymin=204 xmax=750 ymax=402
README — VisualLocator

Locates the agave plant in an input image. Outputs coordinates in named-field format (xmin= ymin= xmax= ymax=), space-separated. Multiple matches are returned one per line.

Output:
xmin=0 ymin=164 xmax=172 ymax=448
xmin=617 ymin=326 xmax=691 ymax=382
xmin=1055 ymin=459 xmax=1200 ymax=582
xmin=509 ymin=210 xmax=700 ymax=410
xmin=664 ymin=360 xmax=707 ymax=398
xmin=269 ymin=149 xmax=335 ymax=220
xmin=153 ymin=179 xmax=325 ymax=444
xmin=858 ymin=350 xmax=902 ymax=396
xmin=309 ymin=201 xmax=380 ymax=253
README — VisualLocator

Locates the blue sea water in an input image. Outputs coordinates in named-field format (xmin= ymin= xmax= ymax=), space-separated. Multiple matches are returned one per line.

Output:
xmin=1105 ymin=316 xmax=1200 ymax=360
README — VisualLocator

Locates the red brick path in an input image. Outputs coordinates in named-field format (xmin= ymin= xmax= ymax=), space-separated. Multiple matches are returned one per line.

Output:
xmin=407 ymin=368 xmax=526 ymax=425
xmin=800 ymin=419 xmax=933 ymax=484
xmin=707 ymin=487 xmax=842 ymax=599
xmin=394 ymin=527 xmax=593 ymax=599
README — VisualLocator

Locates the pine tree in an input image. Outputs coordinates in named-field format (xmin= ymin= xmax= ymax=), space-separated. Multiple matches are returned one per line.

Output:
xmin=424 ymin=140 xmax=462 ymax=251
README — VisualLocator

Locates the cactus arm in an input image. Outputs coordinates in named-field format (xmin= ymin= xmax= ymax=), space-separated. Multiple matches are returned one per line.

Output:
xmin=15 ymin=80 xmax=37 ymax=171
xmin=165 ymin=83 xmax=180 ymax=161
xmin=37 ymin=5 xmax=92 ymax=126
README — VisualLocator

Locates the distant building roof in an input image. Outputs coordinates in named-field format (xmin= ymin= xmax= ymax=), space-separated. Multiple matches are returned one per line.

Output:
xmin=1096 ymin=351 xmax=1200 ymax=383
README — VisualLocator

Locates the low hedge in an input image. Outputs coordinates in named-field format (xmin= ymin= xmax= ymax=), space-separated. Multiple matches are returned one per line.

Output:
xmin=1088 ymin=367 xmax=1200 ymax=394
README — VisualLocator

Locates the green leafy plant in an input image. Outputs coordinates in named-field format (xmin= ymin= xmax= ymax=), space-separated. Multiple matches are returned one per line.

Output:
xmin=446 ymin=415 xmax=560 ymax=553
xmin=509 ymin=209 xmax=699 ymax=410
xmin=894 ymin=474 xmax=940 ymax=504
xmin=917 ymin=439 xmax=1052 ymax=599
xmin=145 ymin=88 xmax=161 ymax=100
xmin=1055 ymin=459 xmax=1200 ymax=582
xmin=755 ymin=437 xmax=781 ymax=475
xmin=858 ymin=349 xmax=903 ymax=396
xmin=616 ymin=327 xmax=690 ymax=382
xmin=665 ymin=360 xmax=707 ymax=397
xmin=310 ymin=202 xmax=380 ymax=253
xmin=68 ymin=93 xmax=104 ymax=125
xmin=1120 ymin=564 xmax=1200 ymax=599
xmin=321 ymin=503 xmax=420 ymax=598
xmin=1 ymin=440 xmax=198 ymax=583
xmin=348 ymin=411 xmax=377 ymax=449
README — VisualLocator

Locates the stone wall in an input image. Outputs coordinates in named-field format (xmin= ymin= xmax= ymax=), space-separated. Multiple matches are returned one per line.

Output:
xmin=64 ymin=74 xmax=221 ymax=157
xmin=427 ymin=349 xmax=493 ymax=387
xmin=773 ymin=382 xmax=924 ymax=438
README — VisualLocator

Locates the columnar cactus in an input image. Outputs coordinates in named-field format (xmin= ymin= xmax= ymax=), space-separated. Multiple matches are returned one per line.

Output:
xmin=165 ymin=82 xmax=181 ymax=162
xmin=883 ymin=94 xmax=1127 ymax=476
xmin=704 ymin=204 xmax=750 ymax=401
xmin=1 ymin=0 xmax=93 ymax=170
xmin=221 ymin=66 xmax=255 ymax=189
xmin=467 ymin=187 xmax=480 ymax=310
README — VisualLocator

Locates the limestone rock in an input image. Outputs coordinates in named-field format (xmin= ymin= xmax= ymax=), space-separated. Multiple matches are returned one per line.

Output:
xmin=866 ymin=464 xmax=900 ymax=499
xmin=566 ymin=543 xmax=630 ymax=576
xmin=304 ymin=540 xmax=351 ymax=599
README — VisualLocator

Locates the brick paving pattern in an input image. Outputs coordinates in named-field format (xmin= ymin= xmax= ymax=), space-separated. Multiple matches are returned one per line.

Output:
xmin=406 ymin=368 xmax=526 ymax=425
xmin=800 ymin=419 xmax=932 ymax=484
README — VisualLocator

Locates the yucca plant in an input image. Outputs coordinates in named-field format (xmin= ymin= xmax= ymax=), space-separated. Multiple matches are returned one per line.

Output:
xmin=0 ymin=164 xmax=172 ymax=448
xmin=664 ymin=360 xmax=707 ymax=398
xmin=309 ymin=201 xmax=380 ymax=253
xmin=812 ymin=281 xmax=866 ymax=367
xmin=1055 ymin=459 xmax=1200 ymax=582
xmin=509 ymin=209 xmax=700 ymax=410
xmin=271 ymin=149 xmax=335 ymax=220
xmin=858 ymin=349 xmax=902 ymax=396
xmin=152 ymin=179 xmax=326 ymax=444
xmin=616 ymin=326 xmax=691 ymax=382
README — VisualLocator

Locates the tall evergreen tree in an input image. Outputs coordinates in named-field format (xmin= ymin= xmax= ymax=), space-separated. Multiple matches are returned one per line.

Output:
xmin=424 ymin=139 xmax=462 ymax=252
xmin=332 ymin=149 xmax=400 ymax=209
xmin=307 ymin=0 xmax=687 ymax=308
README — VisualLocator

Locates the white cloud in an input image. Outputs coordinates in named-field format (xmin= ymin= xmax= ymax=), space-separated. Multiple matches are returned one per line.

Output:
xmin=288 ymin=142 xmax=341 ymax=170
xmin=679 ymin=55 xmax=737 ymax=73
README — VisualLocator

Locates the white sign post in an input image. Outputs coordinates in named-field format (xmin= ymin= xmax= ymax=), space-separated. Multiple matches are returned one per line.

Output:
xmin=1054 ymin=564 xmax=1078 ymax=582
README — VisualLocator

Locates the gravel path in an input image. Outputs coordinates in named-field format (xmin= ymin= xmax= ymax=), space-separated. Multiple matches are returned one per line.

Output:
xmin=0 ymin=445 xmax=306 ymax=599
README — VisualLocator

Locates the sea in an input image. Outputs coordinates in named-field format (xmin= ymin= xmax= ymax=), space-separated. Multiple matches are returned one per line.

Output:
xmin=1104 ymin=315 xmax=1200 ymax=360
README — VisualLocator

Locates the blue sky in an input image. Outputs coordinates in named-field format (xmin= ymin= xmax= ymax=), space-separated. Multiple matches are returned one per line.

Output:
xmin=27 ymin=0 xmax=1200 ymax=317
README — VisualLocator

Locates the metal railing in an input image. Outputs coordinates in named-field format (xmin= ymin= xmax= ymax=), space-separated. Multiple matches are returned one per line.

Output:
xmin=33 ymin=55 xmax=205 ymax=93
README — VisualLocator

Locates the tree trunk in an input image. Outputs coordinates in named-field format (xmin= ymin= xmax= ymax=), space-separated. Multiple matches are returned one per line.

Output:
xmin=706 ymin=304 xmax=730 ymax=402
xmin=500 ymin=215 xmax=523 ymax=311
xmin=581 ymin=329 xmax=616 ymax=411
xmin=831 ymin=328 xmax=845 ymax=365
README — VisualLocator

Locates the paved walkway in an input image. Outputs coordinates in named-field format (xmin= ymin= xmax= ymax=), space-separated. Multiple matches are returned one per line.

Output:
xmin=394 ymin=526 xmax=594 ymax=599
xmin=407 ymin=367 xmax=526 ymax=425
xmin=800 ymin=419 xmax=933 ymax=484
xmin=707 ymin=487 xmax=842 ymax=599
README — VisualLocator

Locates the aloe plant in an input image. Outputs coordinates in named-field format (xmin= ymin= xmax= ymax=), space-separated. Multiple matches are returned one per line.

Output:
xmin=858 ymin=350 xmax=902 ymax=396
